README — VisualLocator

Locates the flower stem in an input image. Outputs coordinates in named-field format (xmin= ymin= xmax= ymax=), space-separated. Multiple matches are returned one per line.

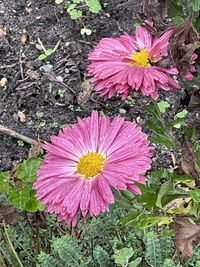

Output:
xmin=3 ymin=220 xmax=24 ymax=267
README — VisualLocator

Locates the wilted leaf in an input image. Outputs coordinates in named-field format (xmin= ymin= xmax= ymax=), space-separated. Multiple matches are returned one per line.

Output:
xmin=77 ymin=79 xmax=93 ymax=107
xmin=181 ymin=137 xmax=200 ymax=187
xmin=169 ymin=17 xmax=199 ymax=77
xmin=171 ymin=217 xmax=200 ymax=259
xmin=0 ymin=202 xmax=18 ymax=224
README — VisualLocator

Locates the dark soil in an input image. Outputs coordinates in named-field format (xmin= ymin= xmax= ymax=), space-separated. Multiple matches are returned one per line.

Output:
xmin=0 ymin=0 xmax=182 ymax=171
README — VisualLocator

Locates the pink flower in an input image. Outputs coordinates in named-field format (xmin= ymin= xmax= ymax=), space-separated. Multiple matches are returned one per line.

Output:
xmin=88 ymin=25 xmax=181 ymax=100
xmin=34 ymin=111 xmax=152 ymax=226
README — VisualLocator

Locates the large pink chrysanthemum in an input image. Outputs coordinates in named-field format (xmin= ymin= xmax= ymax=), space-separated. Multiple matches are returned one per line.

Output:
xmin=88 ymin=25 xmax=181 ymax=100
xmin=34 ymin=111 xmax=152 ymax=226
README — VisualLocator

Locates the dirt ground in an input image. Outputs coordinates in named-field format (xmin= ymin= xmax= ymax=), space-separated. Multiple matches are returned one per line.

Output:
xmin=0 ymin=0 xmax=182 ymax=171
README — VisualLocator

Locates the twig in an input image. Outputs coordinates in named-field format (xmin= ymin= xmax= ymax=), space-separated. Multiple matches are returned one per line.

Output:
xmin=0 ymin=124 xmax=38 ymax=145
xmin=0 ymin=60 xmax=26 ymax=69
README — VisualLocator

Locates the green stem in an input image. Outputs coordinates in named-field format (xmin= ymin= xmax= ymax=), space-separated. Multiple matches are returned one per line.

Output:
xmin=3 ymin=220 xmax=24 ymax=267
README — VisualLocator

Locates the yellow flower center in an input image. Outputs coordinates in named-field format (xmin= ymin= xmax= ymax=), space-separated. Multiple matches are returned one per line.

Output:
xmin=77 ymin=152 xmax=105 ymax=179
xmin=129 ymin=50 xmax=150 ymax=68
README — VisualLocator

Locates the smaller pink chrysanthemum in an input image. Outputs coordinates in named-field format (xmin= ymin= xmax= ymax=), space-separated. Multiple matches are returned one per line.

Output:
xmin=34 ymin=111 xmax=152 ymax=226
xmin=88 ymin=25 xmax=181 ymax=100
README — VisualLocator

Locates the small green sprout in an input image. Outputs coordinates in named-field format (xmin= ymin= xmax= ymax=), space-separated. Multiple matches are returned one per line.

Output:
xmin=80 ymin=27 xmax=92 ymax=35
xmin=38 ymin=39 xmax=61 ymax=61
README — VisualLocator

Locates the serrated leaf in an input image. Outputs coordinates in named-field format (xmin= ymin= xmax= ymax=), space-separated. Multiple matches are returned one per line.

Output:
xmin=25 ymin=190 xmax=44 ymax=212
xmin=0 ymin=172 xmax=10 ymax=193
xmin=16 ymin=156 xmax=41 ymax=183
xmin=9 ymin=187 xmax=30 ymax=210
xmin=87 ymin=0 xmax=101 ymax=13
xmin=69 ymin=9 xmax=82 ymax=19
xmin=157 ymin=100 xmax=170 ymax=113
xmin=156 ymin=181 xmax=174 ymax=208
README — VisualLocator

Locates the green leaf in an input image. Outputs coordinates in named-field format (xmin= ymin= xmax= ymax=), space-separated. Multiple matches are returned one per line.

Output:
xmin=145 ymin=103 xmax=161 ymax=120
xmin=190 ymin=0 xmax=200 ymax=11
xmin=45 ymin=48 xmax=54 ymax=56
xmin=146 ymin=119 xmax=169 ymax=136
xmin=137 ymin=185 xmax=158 ymax=210
xmin=156 ymin=181 xmax=174 ymax=208
xmin=170 ymin=172 xmax=195 ymax=188
xmin=121 ymin=211 xmax=142 ymax=225
xmin=191 ymin=189 xmax=200 ymax=202
xmin=38 ymin=54 xmax=47 ymax=60
xmin=150 ymin=136 xmax=175 ymax=148
xmin=136 ymin=215 xmax=173 ymax=228
xmin=55 ymin=0 xmax=64 ymax=4
xmin=67 ymin=4 xmax=76 ymax=12
xmin=0 ymin=172 xmax=10 ymax=193
xmin=157 ymin=100 xmax=170 ymax=113
xmin=129 ymin=257 xmax=142 ymax=267
xmin=69 ymin=9 xmax=82 ymax=19
xmin=87 ymin=0 xmax=101 ymax=13
xmin=113 ymin=247 xmax=134 ymax=266
xmin=16 ymin=156 xmax=41 ymax=183
xmin=9 ymin=187 xmax=30 ymax=210
xmin=173 ymin=109 xmax=188 ymax=128
xmin=25 ymin=190 xmax=44 ymax=212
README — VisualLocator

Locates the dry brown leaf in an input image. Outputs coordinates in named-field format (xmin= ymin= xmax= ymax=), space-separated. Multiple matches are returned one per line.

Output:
xmin=17 ymin=111 xmax=26 ymax=122
xmin=169 ymin=17 xmax=199 ymax=77
xmin=181 ymin=137 xmax=200 ymax=187
xmin=77 ymin=79 xmax=93 ymax=107
xmin=0 ymin=202 xmax=18 ymax=224
xmin=171 ymin=217 xmax=200 ymax=259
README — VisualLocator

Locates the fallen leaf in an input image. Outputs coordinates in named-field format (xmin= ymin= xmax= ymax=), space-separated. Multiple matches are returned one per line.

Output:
xmin=169 ymin=17 xmax=199 ymax=77
xmin=17 ymin=111 xmax=26 ymax=122
xmin=181 ymin=137 xmax=200 ymax=187
xmin=0 ymin=77 xmax=8 ymax=87
xmin=0 ymin=202 xmax=18 ymax=224
xmin=26 ymin=69 xmax=40 ymax=80
xmin=171 ymin=217 xmax=200 ymax=259
xmin=77 ymin=79 xmax=93 ymax=107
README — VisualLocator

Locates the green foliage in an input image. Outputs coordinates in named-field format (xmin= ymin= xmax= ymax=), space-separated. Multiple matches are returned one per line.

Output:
xmin=93 ymin=245 xmax=110 ymax=266
xmin=55 ymin=0 xmax=101 ymax=21
xmin=113 ymin=247 xmax=134 ymax=266
xmin=38 ymin=39 xmax=61 ymax=61
xmin=0 ymin=156 xmax=42 ymax=213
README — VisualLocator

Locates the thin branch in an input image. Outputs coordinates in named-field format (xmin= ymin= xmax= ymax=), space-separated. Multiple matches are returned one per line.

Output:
xmin=0 ymin=124 xmax=38 ymax=146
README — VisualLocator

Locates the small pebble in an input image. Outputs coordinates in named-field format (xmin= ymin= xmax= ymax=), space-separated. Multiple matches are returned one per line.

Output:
xmin=0 ymin=77 xmax=8 ymax=87
xmin=119 ymin=108 xmax=126 ymax=114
